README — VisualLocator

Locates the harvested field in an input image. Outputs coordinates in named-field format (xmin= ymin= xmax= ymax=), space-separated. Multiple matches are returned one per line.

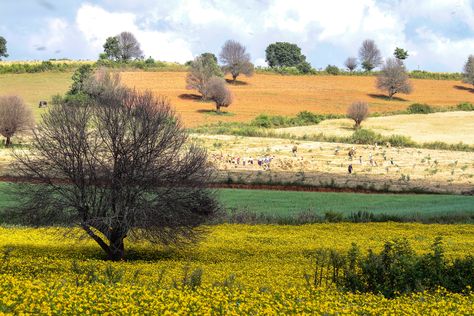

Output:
xmin=195 ymin=134 xmax=474 ymax=193
xmin=276 ymin=111 xmax=474 ymax=145
xmin=121 ymin=72 xmax=474 ymax=127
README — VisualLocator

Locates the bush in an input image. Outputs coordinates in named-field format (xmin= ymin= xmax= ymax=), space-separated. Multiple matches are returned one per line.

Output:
xmin=310 ymin=238 xmax=474 ymax=298
xmin=296 ymin=61 xmax=313 ymax=74
xmin=407 ymin=103 xmax=433 ymax=114
xmin=350 ymin=129 xmax=383 ymax=144
xmin=325 ymin=65 xmax=340 ymax=75
xmin=456 ymin=102 xmax=474 ymax=111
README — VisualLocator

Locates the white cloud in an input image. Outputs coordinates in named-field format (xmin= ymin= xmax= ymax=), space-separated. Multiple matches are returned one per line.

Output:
xmin=75 ymin=3 xmax=194 ymax=62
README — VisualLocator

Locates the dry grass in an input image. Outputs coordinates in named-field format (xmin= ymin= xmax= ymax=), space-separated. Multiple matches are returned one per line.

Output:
xmin=121 ymin=72 xmax=474 ymax=127
xmin=276 ymin=111 xmax=474 ymax=145
xmin=194 ymin=134 xmax=474 ymax=192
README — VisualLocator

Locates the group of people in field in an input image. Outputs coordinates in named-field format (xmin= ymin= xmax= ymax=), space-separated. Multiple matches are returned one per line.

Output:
xmin=345 ymin=143 xmax=395 ymax=174
xmin=211 ymin=153 xmax=274 ymax=170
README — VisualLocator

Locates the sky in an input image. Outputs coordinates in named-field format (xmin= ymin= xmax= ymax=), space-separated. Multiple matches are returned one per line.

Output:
xmin=0 ymin=0 xmax=473 ymax=72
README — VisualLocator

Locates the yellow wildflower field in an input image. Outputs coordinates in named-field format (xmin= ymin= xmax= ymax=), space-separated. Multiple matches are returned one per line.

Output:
xmin=1 ymin=223 xmax=473 ymax=314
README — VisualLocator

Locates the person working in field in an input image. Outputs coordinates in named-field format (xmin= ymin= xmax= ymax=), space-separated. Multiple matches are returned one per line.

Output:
xmin=292 ymin=145 xmax=298 ymax=157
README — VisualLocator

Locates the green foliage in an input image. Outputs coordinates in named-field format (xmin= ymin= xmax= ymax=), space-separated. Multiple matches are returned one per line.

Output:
xmin=456 ymin=102 xmax=474 ymax=111
xmin=68 ymin=64 xmax=94 ymax=95
xmin=325 ymin=65 xmax=340 ymax=75
xmin=103 ymin=36 xmax=120 ymax=60
xmin=0 ymin=36 xmax=8 ymax=60
xmin=407 ymin=103 xmax=433 ymax=114
xmin=408 ymin=70 xmax=462 ymax=80
xmin=265 ymin=42 xmax=306 ymax=68
xmin=200 ymin=53 xmax=218 ymax=64
xmin=394 ymin=47 xmax=409 ymax=60
xmin=314 ymin=238 xmax=474 ymax=297
xmin=350 ymin=129 xmax=384 ymax=144
xmin=296 ymin=61 xmax=313 ymax=74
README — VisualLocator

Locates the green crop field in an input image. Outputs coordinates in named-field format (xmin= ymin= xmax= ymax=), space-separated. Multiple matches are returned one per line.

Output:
xmin=1 ymin=183 xmax=473 ymax=222
xmin=217 ymin=188 xmax=474 ymax=217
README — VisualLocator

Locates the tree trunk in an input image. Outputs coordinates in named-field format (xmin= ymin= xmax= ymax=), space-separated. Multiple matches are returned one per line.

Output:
xmin=232 ymin=74 xmax=237 ymax=83
xmin=5 ymin=136 xmax=11 ymax=147
xmin=108 ymin=237 xmax=125 ymax=261
xmin=216 ymin=104 xmax=221 ymax=113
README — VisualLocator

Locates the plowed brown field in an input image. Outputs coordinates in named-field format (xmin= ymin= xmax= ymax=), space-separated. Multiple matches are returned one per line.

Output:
xmin=121 ymin=72 xmax=474 ymax=127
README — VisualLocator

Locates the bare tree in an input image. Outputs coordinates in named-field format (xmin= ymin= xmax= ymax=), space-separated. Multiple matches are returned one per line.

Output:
xmin=347 ymin=101 xmax=369 ymax=129
xmin=359 ymin=39 xmax=382 ymax=71
xmin=376 ymin=58 xmax=413 ymax=99
xmin=207 ymin=77 xmax=233 ymax=112
xmin=463 ymin=55 xmax=474 ymax=87
xmin=186 ymin=54 xmax=223 ymax=99
xmin=0 ymin=96 xmax=34 ymax=146
xmin=219 ymin=40 xmax=254 ymax=82
xmin=116 ymin=32 xmax=143 ymax=61
xmin=344 ymin=57 xmax=358 ymax=72
xmin=13 ymin=71 xmax=219 ymax=261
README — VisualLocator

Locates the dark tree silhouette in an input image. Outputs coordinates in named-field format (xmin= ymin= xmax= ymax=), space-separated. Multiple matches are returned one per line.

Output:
xmin=116 ymin=32 xmax=143 ymax=61
xmin=0 ymin=95 xmax=34 ymax=146
xmin=13 ymin=70 xmax=219 ymax=261
xmin=219 ymin=40 xmax=254 ymax=82
xmin=0 ymin=36 xmax=8 ymax=60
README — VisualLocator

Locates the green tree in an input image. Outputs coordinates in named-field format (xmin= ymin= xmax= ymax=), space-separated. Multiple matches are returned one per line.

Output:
xmin=265 ymin=42 xmax=306 ymax=67
xmin=103 ymin=37 xmax=120 ymax=60
xmin=69 ymin=64 xmax=94 ymax=95
xmin=394 ymin=47 xmax=409 ymax=60
xmin=0 ymin=36 xmax=8 ymax=60
xmin=200 ymin=52 xmax=218 ymax=64
xmin=462 ymin=55 xmax=474 ymax=87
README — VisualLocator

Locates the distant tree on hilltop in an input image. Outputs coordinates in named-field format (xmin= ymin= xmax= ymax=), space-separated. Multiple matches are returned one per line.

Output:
xmin=344 ymin=57 xmax=358 ymax=72
xmin=376 ymin=58 xmax=412 ymax=99
xmin=359 ymin=39 xmax=382 ymax=71
xmin=219 ymin=40 xmax=254 ymax=82
xmin=0 ymin=36 xmax=8 ymax=60
xmin=463 ymin=55 xmax=474 ymax=87
xmin=102 ymin=32 xmax=143 ymax=62
xmin=265 ymin=42 xmax=307 ymax=68
xmin=394 ymin=47 xmax=409 ymax=61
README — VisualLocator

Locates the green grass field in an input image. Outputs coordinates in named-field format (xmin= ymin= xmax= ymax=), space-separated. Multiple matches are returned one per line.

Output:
xmin=0 ymin=72 xmax=72 ymax=120
xmin=1 ymin=183 xmax=473 ymax=221
xmin=218 ymin=188 xmax=474 ymax=216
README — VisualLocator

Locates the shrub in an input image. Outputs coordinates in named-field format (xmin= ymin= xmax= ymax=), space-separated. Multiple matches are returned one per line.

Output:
xmin=296 ymin=61 xmax=313 ymax=74
xmin=456 ymin=102 xmax=474 ymax=111
xmin=325 ymin=65 xmax=340 ymax=75
xmin=347 ymin=101 xmax=369 ymax=129
xmin=350 ymin=129 xmax=383 ymax=144
xmin=407 ymin=103 xmax=433 ymax=114
xmin=311 ymin=238 xmax=474 ymax=298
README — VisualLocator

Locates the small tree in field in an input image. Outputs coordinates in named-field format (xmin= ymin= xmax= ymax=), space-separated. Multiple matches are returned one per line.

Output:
xmin=344 ymin=57 xmax=358 ymax=72
xmin=186 ymin=54 xmax=223 ymax=99
xmin=102 ymin=32 xmax=143 ymax=61
xmin=207 ymin=76 xmax=233 ymax=112
xmin=0 ymin=96 xmax=34 ymax=146
xmin=359 ymin=39 xmax=382 ymax=71
xmin=219 ymin=40 xmax=254 ymax=83
xmin=376 ymin=58 xmax=412 ymax=99
xmin=69 ymin=64 xmax=94 ymax=95
xmin=13 ymin=70 xmax=219 ymax=261
xmin=462 ymin=55 xmax=474 ymax=87
xmin=347 ymin=101 xmax=369 ymax=129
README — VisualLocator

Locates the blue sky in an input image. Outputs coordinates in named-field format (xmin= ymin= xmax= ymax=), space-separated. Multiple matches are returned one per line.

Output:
xmin=1 ymin=0 xmax=473 ymax=71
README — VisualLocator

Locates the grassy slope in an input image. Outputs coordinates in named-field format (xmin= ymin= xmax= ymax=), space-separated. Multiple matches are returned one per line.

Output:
xmin=0 ymin=72 xmax=72 ymax=120
xmin=218 ymin=188 xmax=474 ymax=216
